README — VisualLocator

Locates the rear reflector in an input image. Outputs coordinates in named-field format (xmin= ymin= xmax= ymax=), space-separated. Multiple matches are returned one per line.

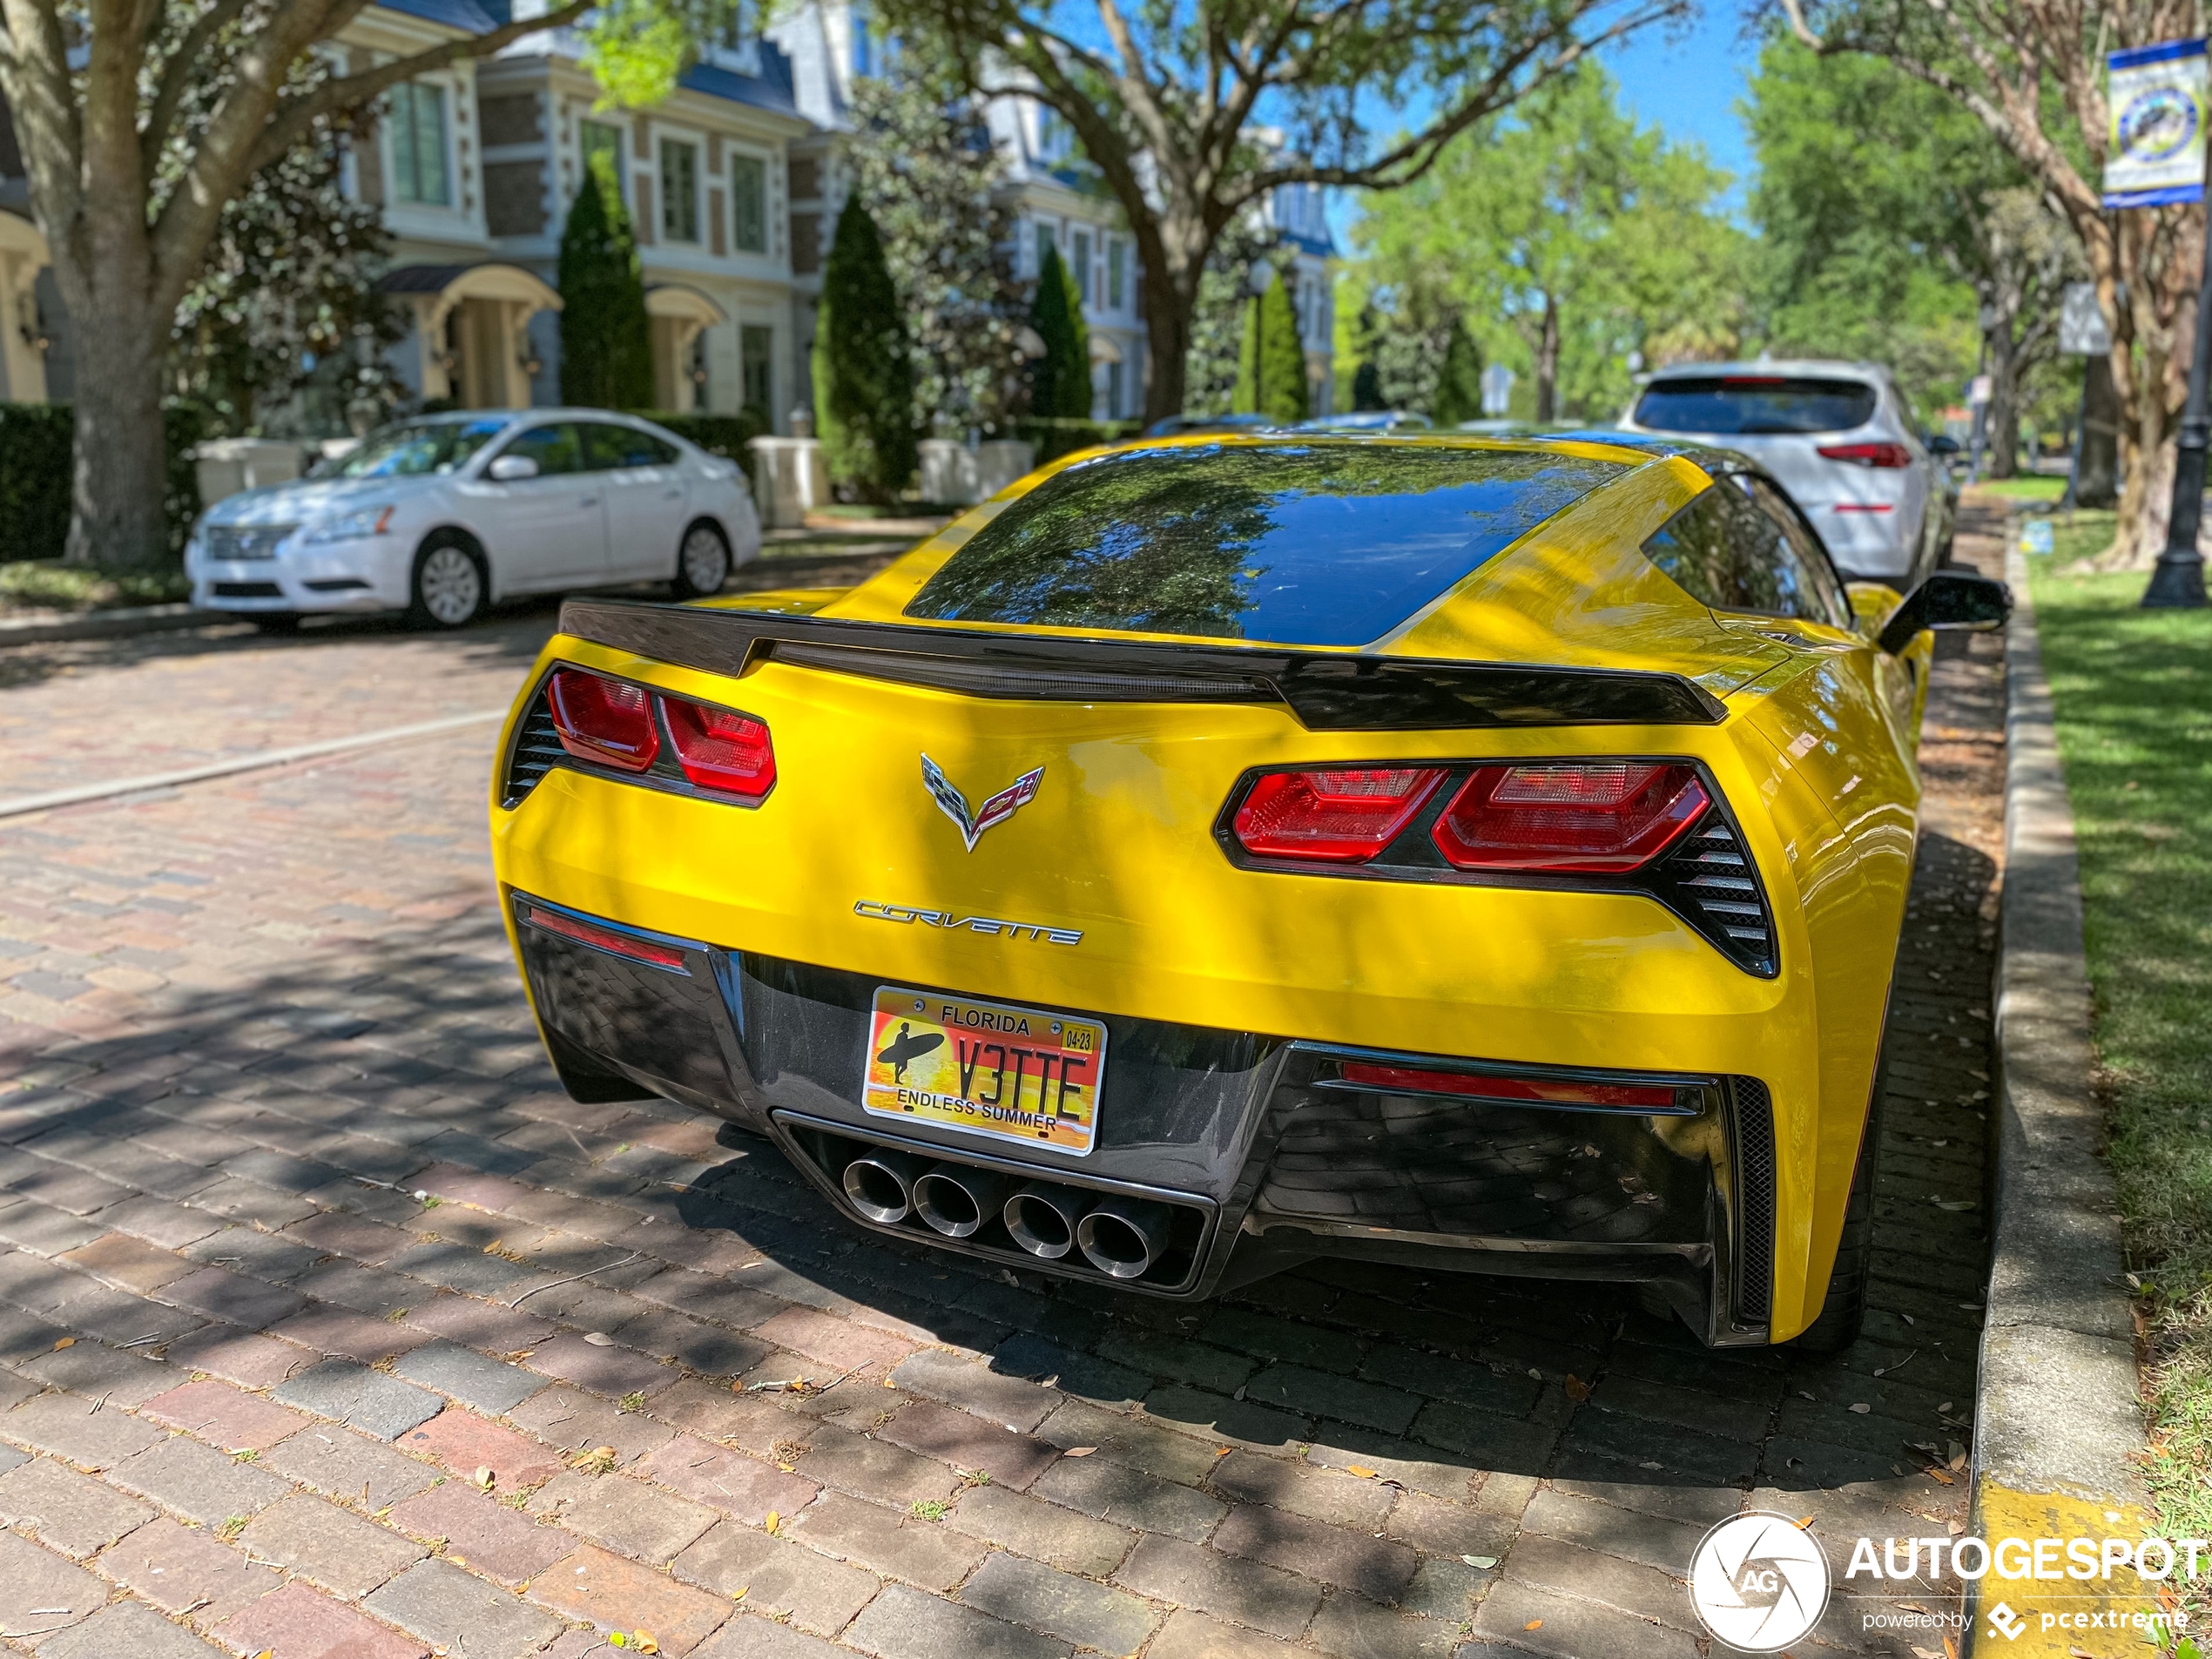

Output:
xmin=549 ymin=670 xmax=658 ymax=771
xmin=1817 ymin=442 xmax=1912 ymax=469
xmin=1232 ymin=766 xmax=1447 ymax=862
xmin=1431 ymin=762 xmax=1708 ymax=872
xmin=663 ymin=696 xmax=776 ymax=799
xmin=1338 ymin=1060 xmax=1681 ymax=1110
xmin=520 ymin=904 xmax=689 ymax=969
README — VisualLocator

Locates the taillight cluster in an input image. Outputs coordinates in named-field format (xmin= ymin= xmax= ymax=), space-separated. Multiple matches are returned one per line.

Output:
xmin=545 ymin=667 xmax=775 ymax=803
xmin=1816 ymin=442 xmax=1912 ymax=469
xmin=1231 ymin=760 xmax=1709 ymax=873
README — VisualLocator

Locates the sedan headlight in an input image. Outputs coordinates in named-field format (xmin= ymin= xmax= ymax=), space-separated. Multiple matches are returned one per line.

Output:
xmin=301 ymin=505 xmax=397 ymax=544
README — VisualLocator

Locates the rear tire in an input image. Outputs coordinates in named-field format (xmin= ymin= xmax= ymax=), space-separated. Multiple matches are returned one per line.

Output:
xmin=1793 ymin=1071 xmax=1882 ymax=1354
xmin=407 ymin=534 xmax=487 ymax=630
xmin=670 ymin=521 xmax=732 ymax=599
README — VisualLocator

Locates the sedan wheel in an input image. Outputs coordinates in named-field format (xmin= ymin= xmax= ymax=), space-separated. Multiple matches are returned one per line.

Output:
xmin=411 ymin=541 xmax=485 ymax=629
xmin=671 ymin=524 xmax=732 ymax=599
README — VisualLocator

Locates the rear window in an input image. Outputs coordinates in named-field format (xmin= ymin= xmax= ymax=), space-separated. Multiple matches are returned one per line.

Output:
xmin=902 ymin=442 xmax=1627 ymax=645
xmin=1632 ymin=376 xmax=1878 ymax=436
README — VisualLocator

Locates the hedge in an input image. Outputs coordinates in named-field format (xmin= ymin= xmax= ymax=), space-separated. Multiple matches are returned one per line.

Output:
xmin=1014 ymin=415 xmax=1144 ymax=465
xmin=0 ymin=403 xmax=206 ymax=563
xmin=643 ymin=408 xmax=771 ymax=492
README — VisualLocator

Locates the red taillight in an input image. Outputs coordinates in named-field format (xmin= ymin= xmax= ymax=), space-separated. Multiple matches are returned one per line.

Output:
xmin=663 ymin=695 xmax=776 ymax=799
xmin=1232 ymin=766 xmax=1447 ymax=862
xmin=549 ymin=669 xmax=658 ymax=771
xmin=1817 ymin=442 xmax=1912 ymax=469
xmin=1338 ymin=1061 xmax=1679 ymax=1110
xmin=521 ymin=904 xmax=689 ymax=969
xmin=1431 ymin=762 xmax=1708 ymax=873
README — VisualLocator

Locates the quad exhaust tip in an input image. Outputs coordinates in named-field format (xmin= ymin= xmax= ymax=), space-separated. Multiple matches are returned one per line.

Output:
xmin=1003 ymin=1183 xmax=1089 ymax=1259
xmin=913 ymin=1164 xmax=1008 ymax=1239
xmin=842 ymin=1148 xmax=927 ymax=1224
xmin=1076 ymin=1196 xmax=1172 ymax=1279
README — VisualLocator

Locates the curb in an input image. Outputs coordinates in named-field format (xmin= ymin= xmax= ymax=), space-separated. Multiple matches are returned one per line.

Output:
xmin=0 ymin=547 xmax=900 ymax=651
xmin=1963 ymin=538 xmax=2157 ymax=1654
xmin=0 ymin=601 xmax=213 ymax=646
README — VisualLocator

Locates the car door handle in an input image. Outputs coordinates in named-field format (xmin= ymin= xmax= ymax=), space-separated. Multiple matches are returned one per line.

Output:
xmin=579 ymin=496 xmax=599 ymax=508
xmin=662 ymin=489 xmax=682 ymax=500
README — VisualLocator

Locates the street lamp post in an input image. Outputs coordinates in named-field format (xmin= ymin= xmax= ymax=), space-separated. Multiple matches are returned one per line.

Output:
xmin=2144 ymin=204 xmax=2212 ymax=607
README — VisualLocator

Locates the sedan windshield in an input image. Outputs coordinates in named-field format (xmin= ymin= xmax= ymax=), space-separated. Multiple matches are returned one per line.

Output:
xmin=1633 ymin=377 xmax=1878 ymax=436
xmin=316 ymin=419 xmax=509 ymax=479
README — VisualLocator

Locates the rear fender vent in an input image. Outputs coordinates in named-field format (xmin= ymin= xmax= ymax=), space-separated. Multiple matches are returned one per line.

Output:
xmin=1728 ymin=1076 xmax=1777 ymax=1323
xmin=500 ymin=681 xmax=565 ymax=809
xmin=1646 ymin=811 xmax=1778 ymax=976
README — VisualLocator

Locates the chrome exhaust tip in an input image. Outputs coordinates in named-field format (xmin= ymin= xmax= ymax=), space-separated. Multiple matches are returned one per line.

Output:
xmin=1003 ymin=1183 xmax=1089 ymax=1259
xmin=1076 ymin=1197 xmax=1172 ymax=1278
xmin=913 ymin=1164 xmax=1008 ymax=1238
xmin=841 ymin=1148 xmax=927 ymax=1224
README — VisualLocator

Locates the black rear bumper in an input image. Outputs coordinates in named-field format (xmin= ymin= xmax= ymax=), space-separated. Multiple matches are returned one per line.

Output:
xmin=510 ymin=889 xmax=1777 ymax=1345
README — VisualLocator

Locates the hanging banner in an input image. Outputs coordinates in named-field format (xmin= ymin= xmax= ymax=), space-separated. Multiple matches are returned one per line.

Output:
xmin=2104 ymin=39 xmax=2209 ymax=207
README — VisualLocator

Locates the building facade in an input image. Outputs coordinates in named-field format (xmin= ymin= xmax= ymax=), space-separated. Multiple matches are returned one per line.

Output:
xmin=0 ymin=0 xmax=1335 ymax=432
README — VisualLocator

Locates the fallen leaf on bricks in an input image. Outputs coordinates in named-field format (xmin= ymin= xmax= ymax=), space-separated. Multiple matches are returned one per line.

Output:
xmin=1462 ymin=1555 xmax=1498 ymax=1568
xmin=1848 ymin=1402 xmax=1871 ymax=1413
xmin=1064 ymin=1447 xmax=1096 ymax=1457
xmin=583 ymin=1332 xmax=616 ymax=1346
xmin=1524 ymin=1620 xmax=1542 ymax=1631
xmin=51 ymin=1337 xmax=72 ymax=1351
xmin=1346 ymin=1466 xmax=1378 ymax=1479
xmin=1563 ymin=1375 xmax=1590 ymax=1402
xmin=764 ymin=1511 xmax=780 ymax=1534
xmin=475 ymin=1467 xmax=494 ymax=1490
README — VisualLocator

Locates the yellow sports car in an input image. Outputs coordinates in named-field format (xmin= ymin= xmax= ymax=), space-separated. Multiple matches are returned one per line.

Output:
xmin=489 ymin=434 xmax=2006 ymax=1349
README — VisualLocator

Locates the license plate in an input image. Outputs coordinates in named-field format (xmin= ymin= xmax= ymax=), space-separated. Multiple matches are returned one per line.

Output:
xmin=861 ymin=986 xmax=1107 ymax=1156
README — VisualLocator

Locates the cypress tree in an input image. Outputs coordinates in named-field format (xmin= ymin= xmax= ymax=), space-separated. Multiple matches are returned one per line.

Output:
xmin=1431 ymin=317 xmax=1486 ymax=424
xmin=557 ymin=158 xmax=652 ymax=408
xmin=811 ymin=200 xmax=917 ymax=502
xmin=1232 ymin=295 xmax=1259 ymax=413
xmin=1028 ymin=241 xmax=1090 ymax=419
xmin=1255 ymin=272 xmax=1308 ymax=423
xmin=1351 ymin=360 xmax=1384 ymax=410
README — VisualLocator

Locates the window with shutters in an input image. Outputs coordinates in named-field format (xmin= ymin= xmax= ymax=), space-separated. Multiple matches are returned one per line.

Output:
xmin=389 ymin=83 xmax=450 ymax=206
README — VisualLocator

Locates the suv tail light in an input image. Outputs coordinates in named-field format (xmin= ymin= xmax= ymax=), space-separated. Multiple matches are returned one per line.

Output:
xmin=1231 ymin=766 xmax=1447 ymax=862
xmin=663 ymin=696 xmax=776 ymax=799
xmin=1817 ymin=442 xmax=1912 ymax=469
xmin=549 ymin=669 xmax=658 ymax=771
xmin=1433 ymin=762 xmax=1707 ymax=872
xmin=537 ymin=668 xmax=774 ymax=804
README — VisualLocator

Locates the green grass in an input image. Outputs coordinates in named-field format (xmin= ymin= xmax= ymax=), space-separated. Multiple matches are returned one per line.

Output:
xmin=0 ymin=559 xmax=189 ymax=612
xmin=2027 ymin=516 xmax=2212 ymax=1544
xmin=1975 ymin=473 xmax=2068 ymax=501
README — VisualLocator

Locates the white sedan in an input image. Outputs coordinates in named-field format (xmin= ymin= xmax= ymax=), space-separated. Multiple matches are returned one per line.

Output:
xmin=185 ymin=408 xmax=761 ymax=630
xmin=1619 ymin=361 xmax=1948 ymax=588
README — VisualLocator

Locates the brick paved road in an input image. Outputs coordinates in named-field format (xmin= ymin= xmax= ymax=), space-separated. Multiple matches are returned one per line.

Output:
xmin=0 ymin=528 xmax=2006 ymax=1658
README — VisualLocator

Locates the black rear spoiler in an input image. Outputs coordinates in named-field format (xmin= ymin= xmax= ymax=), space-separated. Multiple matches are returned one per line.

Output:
xmin=556 ymin=598 xmax=1728 ymax=730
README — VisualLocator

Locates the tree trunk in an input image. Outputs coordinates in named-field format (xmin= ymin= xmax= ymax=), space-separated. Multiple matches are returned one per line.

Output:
xmin=1534 ymin=296 xmax=1560 ymax=423
xmin=1985 ymin=322 xmax=2020 ymax=480
xmin=2076 ymin=354 xmax=2119 ymax=509
xmin=1140 ymin=259 xmax=1196 ymax=428
xmin=50 ymin=210 xmax=175 ymax=570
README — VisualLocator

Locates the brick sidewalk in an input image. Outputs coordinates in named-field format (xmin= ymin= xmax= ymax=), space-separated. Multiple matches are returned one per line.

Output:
xmin=0 ymin=534 xmax=2006 ymax=1658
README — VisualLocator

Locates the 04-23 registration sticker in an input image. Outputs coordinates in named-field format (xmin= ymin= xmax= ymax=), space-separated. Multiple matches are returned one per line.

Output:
xmin=861 ymin=987 xmax=1106 ymax=1155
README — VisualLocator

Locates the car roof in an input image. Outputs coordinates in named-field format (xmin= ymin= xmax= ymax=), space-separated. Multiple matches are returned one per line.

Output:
xmin=1637 ymin=360 xmax=1891 ymax=385
xmin=391 ymin=408 xmax=672 ymax=427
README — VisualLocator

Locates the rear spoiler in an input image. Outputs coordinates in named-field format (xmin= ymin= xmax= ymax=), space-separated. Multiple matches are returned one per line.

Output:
xmin=556 ymin=598 xmax=1728 ymax=731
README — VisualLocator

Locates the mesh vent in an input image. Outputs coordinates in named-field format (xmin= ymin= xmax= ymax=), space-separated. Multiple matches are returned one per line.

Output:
xmin=1649 ymin=810 xmax=1778 ymax=976
xmin=1730 ymin=1076 xmax=1777 ymax=1323
xmin=500 ymin=684 xmax=565 ymax=808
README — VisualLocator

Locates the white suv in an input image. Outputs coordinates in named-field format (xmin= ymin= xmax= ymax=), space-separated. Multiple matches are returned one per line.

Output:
xmin=185 ymin=408 xmax=761 ymax=630
xmin=1619 ymin=361 xmax=1947 ymax=588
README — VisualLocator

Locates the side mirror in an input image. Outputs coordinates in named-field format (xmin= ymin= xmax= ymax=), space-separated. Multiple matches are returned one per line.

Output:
xmin=1878 ymin=570 xmax=2011 ymax=654
xmin=488 ymin=455 xmax=539 ymax=482
xmin=1926 ymin=434 xmax=1962 ymax=459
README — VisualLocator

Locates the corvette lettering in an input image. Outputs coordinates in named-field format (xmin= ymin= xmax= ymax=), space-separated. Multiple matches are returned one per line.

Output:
xmin=853 ymin=900 xmax=1082 ymax=945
